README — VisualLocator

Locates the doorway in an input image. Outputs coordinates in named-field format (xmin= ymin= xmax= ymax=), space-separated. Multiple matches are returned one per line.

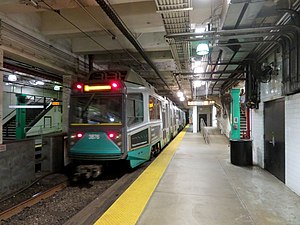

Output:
xmin=198 ymin=114 xmax=207 ymax=132
xmin=264 ymin=98 xmax=285 ymax=182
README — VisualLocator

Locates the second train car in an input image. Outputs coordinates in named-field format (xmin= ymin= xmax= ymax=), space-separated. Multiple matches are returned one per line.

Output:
xmin=68 ymin=70 xmax=185 ymax=178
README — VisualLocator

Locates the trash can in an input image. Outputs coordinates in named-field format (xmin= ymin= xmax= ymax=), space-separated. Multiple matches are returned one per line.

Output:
xmin=230 ymin=139 xmax=252 ymax=166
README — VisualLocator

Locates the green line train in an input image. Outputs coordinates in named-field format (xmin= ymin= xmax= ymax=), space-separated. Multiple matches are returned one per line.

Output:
xmin=68 ymin=70 xmax=186 ymax=178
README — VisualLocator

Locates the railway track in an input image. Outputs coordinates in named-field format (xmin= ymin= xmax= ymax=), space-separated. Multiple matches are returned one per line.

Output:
xmin=0 ymin=161 xmax=150 ymax=225
xmin=0 ymin=181 xmax=68 ymax=221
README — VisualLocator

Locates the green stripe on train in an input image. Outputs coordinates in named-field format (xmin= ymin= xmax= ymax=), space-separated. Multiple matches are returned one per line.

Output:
xmin=127 ymin=145 xmax=151 ymax=168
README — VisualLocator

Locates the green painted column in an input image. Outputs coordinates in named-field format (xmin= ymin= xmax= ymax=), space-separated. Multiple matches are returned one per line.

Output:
xmin=16 ymin=94 xmax=27 ymax=140
xmin=230 ymin=89 xmax=240 ymax=140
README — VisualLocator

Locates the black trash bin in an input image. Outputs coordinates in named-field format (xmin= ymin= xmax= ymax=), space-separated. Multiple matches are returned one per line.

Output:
xmin=230 ymin=139 xmax=252 ymax=166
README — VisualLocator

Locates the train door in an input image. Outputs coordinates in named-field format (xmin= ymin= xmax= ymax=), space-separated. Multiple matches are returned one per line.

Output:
xmin=264 ymin=98 xmax=285 ymax=183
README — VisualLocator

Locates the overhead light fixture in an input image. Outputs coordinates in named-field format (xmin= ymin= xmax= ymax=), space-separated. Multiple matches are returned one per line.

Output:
xmin=30 ymin=80 xmax=45 ymax=86
xmin=8 ymin=74 xmax=17 ymax=82
xmin=177 ymin=91 xmax=184 ymax=98
xmin=187 ymin=100 xmax=215 ymax=106
xmin=54 ymin=85 xmax=61 ymax=91
xmin=194 ymin=80 xmax=206 ymax=88
xmin=9 ymin=105 xmax=44 ymax=109
xmin=36 ymin=81 xmax=45 ymax=85
xmin=196 ymin=42 xmax=209 ymax=55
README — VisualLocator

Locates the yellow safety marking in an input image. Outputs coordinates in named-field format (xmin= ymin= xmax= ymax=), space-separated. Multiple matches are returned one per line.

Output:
xmin=94 ymin=126 xmax=188 ymax=225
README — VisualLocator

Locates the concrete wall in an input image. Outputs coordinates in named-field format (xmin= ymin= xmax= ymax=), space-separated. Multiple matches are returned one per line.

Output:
xmin=41 ymin=134 xmax=65 ymax=172
xmin=217 ymin=114 xmax=231 ymax=139
xmin=0 ymin=139 xmax=35 ymax=199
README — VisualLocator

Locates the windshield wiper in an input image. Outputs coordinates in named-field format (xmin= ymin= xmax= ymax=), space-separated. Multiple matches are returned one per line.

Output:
xmin=81 ymin=93 xmax=95 ymax=118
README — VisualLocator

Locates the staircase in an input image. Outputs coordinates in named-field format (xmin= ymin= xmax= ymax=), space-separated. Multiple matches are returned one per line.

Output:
xmin=2 ymin=108 xmax=44 ymax=141
xmin=240 ymin=110 xmax=247 ymax=139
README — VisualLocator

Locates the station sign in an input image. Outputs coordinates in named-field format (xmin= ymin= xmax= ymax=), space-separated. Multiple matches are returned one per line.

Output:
xmin=52 ymin=101 xmax=62 ymax=106
xmin=187 ymin=100 xmax=215 ymax=106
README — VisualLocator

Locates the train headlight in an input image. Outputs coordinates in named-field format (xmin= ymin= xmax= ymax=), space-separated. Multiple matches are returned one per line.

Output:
xmin=69 ymin=132 xmax=84 ymax=146
xmin=107 ymin=132 xmax=122 ymax=147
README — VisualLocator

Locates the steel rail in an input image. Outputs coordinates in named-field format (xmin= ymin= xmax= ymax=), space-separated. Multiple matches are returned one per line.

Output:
xmin=0 ymin=181 xmax=68 ymax=221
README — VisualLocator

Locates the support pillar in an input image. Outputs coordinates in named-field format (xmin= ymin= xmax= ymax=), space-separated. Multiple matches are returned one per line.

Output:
xmin=62 ymin=74 xmax=75 ymax=133
xmin=192 ymin=106 xmax=197 ymax=133
xmin=230 ymin=89 xmax=240 ymax=139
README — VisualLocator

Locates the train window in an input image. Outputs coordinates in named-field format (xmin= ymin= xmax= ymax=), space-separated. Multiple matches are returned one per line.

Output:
xmin=149 ymin=96 xmax=161 ymax=120
xmin=127 ymin=93 xmax=144 ymax=126
xmin=70 ymin=95 xmax=122 ymax=124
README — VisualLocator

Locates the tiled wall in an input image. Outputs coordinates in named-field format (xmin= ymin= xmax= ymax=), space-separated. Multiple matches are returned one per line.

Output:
xmin=285 ymin=93 xmax=300 ymax=195
xmin=251 ymin=103 xmax=264 ymax=167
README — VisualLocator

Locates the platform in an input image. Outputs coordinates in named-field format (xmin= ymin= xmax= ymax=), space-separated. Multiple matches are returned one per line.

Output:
xmin=93 ymin=127 xmax=300 ymax=225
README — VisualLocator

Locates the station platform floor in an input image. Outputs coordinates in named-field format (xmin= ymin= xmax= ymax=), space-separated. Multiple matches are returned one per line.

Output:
xmin=94 ymin=126 xmax=300 ymax=225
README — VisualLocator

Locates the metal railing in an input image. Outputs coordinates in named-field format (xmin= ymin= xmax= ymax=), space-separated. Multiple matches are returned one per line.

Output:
xmin=25 ymin=123 xmax=62 ymax=138
xmin=200 ymin=118 xmax=210 ymax=144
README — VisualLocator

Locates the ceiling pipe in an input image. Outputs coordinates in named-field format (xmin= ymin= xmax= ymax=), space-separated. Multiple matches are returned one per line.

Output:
xmin=211 ymin=50 xmax=239 ymax=94
xmin=74 ymin=0 xmax=115 ymax=38
xmin=95 ymin=0 xmax=171 ymax=91
xmin=208 ymin=62 xmax=241 ymax=66
xmin=221 ymin=65 xmax=245 ymax=92
xmin=165 ymin=25 xmax=300 ymax=39
xmin=191 ymin=78 xmax=245 ymax=81
xmin=210 ymin=50 xmax=223 ymax=78
xmin=174 ymin=70 xmax=245 ymax=75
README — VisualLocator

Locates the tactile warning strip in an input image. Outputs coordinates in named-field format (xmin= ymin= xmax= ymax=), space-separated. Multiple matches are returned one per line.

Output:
xmin=94 ymin=127 xmax=187 ymax=225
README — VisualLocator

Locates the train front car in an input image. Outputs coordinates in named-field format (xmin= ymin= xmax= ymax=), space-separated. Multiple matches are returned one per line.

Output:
xmin=68 ymin=79 xmax=125 ymax=178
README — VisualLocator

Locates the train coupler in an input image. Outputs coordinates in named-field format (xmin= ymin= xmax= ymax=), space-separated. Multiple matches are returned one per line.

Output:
xmin=74 ymin=165 xmax=103 ymax=180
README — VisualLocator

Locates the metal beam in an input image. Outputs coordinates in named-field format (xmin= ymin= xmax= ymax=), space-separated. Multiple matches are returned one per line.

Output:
xmin=191 ymin=78 xmax=245 ymax=81
xmin=174 ymin=70 xmax=245 ymax=75
xmin=207 ymin=62 xmax=242 ymax=66
xmin=165 ymin=25 xmax=300 ymax=40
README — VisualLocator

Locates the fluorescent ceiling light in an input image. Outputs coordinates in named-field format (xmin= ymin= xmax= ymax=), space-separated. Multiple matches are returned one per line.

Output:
xmin=177 ymin=91 xmax=184 ymax=97
xmin=36 ymin=81 xmax=45 ymax=85
xmin=194 ymin=80 xmax=206 ymax=88
xmin=195 ymin=27 xmax=206 ymax=33
xmin=9 ymin=105 xmax=44 ymax=109
xmin=196 ymin=43 xmax=209 ymax=55
xmin=54 ymin=85 xmax=61 ymax=91
xmin=8 ymin=74 xmax=17 ymax=82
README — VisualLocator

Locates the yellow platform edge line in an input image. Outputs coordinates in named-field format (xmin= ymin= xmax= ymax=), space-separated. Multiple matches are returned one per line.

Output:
xmin=94 ymin=126 xmax=188 ymax=225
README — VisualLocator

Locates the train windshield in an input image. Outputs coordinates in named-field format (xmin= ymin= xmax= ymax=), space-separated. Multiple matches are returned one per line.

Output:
xmin=70 ymin=94 xmax=122 ymax=124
